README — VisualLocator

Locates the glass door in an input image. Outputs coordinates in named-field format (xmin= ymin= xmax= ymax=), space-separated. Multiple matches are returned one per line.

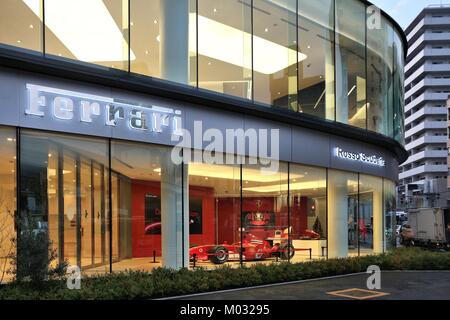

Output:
xmin=93 ymin=163 xmax=105 ymax=265
xmin=80 ymin=160 xmax=93 ymax=268
xmin=63 ymin=152 xmax=77 ymax=267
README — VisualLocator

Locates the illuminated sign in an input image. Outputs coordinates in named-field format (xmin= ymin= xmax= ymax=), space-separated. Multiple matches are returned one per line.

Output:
xmin=25 ymin=84 xmax=182 ymax=135
xmin=334 ymin=147 xmax=385 ymax=167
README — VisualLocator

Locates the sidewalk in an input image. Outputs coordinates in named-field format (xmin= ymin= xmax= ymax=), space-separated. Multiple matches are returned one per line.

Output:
xmin=167 ymin=271 xmax=450 ymax=300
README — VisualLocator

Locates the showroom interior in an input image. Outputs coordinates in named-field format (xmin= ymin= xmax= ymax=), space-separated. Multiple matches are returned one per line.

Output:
xmin=0 ymin=0 xmax=405 ymax=279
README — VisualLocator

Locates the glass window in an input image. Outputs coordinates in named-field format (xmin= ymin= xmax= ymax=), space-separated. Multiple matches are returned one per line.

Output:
xmin=384 ymin=179 xmax=396 ymax=251
xmin=111 ymin=140 xmax=183 ymax=272
xmin=45 ymin=0 xmax=129 ymax=71
xmin=297 ymin=0 xmax=335 ymax=120
xmin=359 ymin=174 xmax=383 ymax=255
xmin=0 ymin=0 xmax=43 ymax=53
xmin=0 ymin=127 xmax=16 ymax=284
xmin=242 ymin=160 xmax=289 ymax=266
xmin=187 ymin=152 xmax=240 ymax=269
xmin=198 ymin=0 xmax=252 ymax=99
xmin=367 ymin=21 xmax=394 ymax=136
xmin=327 ymin=169 xmax=358 ymax=258
xmin=290 ymin=164 xmax=327 ymax=262
xmin=253 ymin=0 xmax=297 ymax=109
xmin=130 ymin=0 xmax=197 ymax=85
xmin=394 ymin=31 xmax=405 ymax=144
xmin=335 ymin=0 xmax=367 ymax=129
xmin=20 ymin=130 xmax=109 ymax=276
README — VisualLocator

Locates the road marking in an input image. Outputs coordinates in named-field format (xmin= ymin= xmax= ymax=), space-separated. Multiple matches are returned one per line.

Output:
xmin=326 ymin=288 xmax=390 ymax=300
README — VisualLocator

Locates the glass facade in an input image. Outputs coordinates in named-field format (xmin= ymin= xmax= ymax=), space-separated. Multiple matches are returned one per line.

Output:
xmin=19 ymin=130 xmax=110 ymax=275
xmin=0 ymin=127 xmax=16 ymax=283
xmin=0 ymin=126 xmax=399 ymax=279
xmin=0 ymin=0 xmax=405 ymax=143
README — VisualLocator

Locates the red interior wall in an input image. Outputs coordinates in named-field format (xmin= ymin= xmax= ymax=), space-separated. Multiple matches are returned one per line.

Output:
xmin=291 ymin=196 xmax=308 ymax=238
xmin=131 ymin=180 xmax=216 ymax=258
xmin=189 ymin=186 xmax=215 ymax=247
xmin=131 ymin=180 xmax=302 ymax=257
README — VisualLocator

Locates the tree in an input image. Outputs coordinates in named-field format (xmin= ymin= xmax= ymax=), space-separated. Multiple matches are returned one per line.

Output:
xmin=0 ymin=188 xmax=15 ymax=284
xmin=7 ymin=211 xmax=67 ymax=286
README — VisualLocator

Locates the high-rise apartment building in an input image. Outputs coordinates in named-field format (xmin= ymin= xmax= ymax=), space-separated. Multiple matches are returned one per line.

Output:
xmin=399 ymin=5 xmax=450 ymax=209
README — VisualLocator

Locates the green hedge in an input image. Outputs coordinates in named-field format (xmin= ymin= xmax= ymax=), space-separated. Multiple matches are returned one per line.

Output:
xmin=1 ymin=248 xmax=449 ymax=300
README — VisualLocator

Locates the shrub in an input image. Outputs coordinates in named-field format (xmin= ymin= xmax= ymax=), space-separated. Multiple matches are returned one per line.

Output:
xmin=0 ymin=247 xmax=449 ymax=300
xmin=7 ymin=212 xmax=68 ymax=286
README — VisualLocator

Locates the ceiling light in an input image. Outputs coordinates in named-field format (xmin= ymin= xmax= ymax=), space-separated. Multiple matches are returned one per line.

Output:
xmin=29 ymin=24 xmax=34 ymax=29
xmin=23 ymin=0 xmax=136 ymax=62
xmin=264 ymin=28 xmax=269 ymax=32
xmin=190 ymin=15 xmax=307 ymax=75
xmin=154 ymin=19 xmax=158 ymax=24
xmin=348 ymin=85 xmax=356 ymax=96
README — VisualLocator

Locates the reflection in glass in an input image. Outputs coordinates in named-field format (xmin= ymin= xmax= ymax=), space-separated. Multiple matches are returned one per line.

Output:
xmin=111 ymin=141 xmax=183 ymax=271
xmin=187 ymin=152 xmax=240 ymax=269
xmin=298 ymin=0 xmax=335 ymax=120
xmin=327 ymin=170 xmax=358 ymax=258
xmin=394 ymin=31 xmax=405 ymax=144
xmin=290 ymin=164 xmax=327 ymax=261
xmin=0 ymin=128 xmax=16 ymax=283
xmin=0 ymin=0 xmax=42 ymax=53
xmin=335 ymin=0 xmax=367 ymax=129
xmin=198 ymin=0 xmax=252 ymax=98
xmin=253 ymin=0 xmax=297 ymax=109
xmin=359 ymin=174 xmax=383 ymax=255
xmin=45 ymin=0 xmax=129 ymax=70
xmin=130 ymin=0 xmax=197 ymax=85
xmin=384 ymin=179 xmax=396 ymax=251
xmin=20 ymin=130 xmax=109 ymax=275
xmin=367 ymin=20 xmax=394 ymax=136
xmin=242 ymin=161 xmax=289 ymax=266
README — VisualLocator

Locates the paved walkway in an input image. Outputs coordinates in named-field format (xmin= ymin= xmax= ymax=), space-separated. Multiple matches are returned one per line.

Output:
xmin=172 ymin=271 xmax=450 ymax=300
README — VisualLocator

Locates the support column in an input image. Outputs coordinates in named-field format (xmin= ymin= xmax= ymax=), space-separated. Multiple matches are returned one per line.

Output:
xmin=325 ymin=43 xmax=335 ymax=121
xmin=159 ymin=0 xmax=189 ymax=84
xmin=335 ymin=47 xmax=349 ymax=124
xmin=160 ymin=149 xmax=189 ymax=269
xmin=328 ymin=171 xmax=349 ymax=258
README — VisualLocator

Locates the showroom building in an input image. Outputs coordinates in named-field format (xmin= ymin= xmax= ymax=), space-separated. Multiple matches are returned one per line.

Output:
xmin=0 ymin=0 xmax=406 ymax=277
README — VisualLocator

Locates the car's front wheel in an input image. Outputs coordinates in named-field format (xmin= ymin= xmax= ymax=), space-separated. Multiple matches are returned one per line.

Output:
xmin=208 ymin=246 xmax=229 ymax=264
xmin=278 ymin=243 xmax=295 ymax=260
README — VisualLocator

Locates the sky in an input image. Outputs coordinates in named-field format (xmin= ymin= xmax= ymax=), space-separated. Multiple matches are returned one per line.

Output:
xmin=370 ymin=0 xmax=450 ymax=29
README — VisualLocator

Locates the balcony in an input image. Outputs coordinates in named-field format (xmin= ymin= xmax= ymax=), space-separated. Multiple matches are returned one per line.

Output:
xmin=406 ymin=64 xmax=450 ymax=87
xmin=404 ymin=106 xmax=447 ymax=125
xmin=402 ymin=150 xmax=448 ymax=166
xmin=406 ymin=48 xmax=450 ymax=75
xmin=406 ymin=78 xmax=450 ymax=100
xmin=405 ymin=135 xmax=447 ymax=150
xmin=405 ymin=120 xmax=447 ymax=138
xmin=405 ymin=92 xmax=449 ymax=113
xmin=399 ymin=164 xmax=448 ymax=180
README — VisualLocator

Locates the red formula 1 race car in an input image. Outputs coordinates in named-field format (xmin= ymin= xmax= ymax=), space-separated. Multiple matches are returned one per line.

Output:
xmin=189 ymin=232 xmax=295 ymax=265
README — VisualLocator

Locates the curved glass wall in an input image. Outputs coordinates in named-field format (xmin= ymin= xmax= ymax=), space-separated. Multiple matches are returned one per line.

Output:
xmin=0 ymin=0 xmax=405 ymax=142
xmin=0 ymin=126 xmax=400 ymax=280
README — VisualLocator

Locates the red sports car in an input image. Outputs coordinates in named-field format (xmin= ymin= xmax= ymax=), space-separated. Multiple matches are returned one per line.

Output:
xmin=189 ymin=232 xmax=295 ymax=265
